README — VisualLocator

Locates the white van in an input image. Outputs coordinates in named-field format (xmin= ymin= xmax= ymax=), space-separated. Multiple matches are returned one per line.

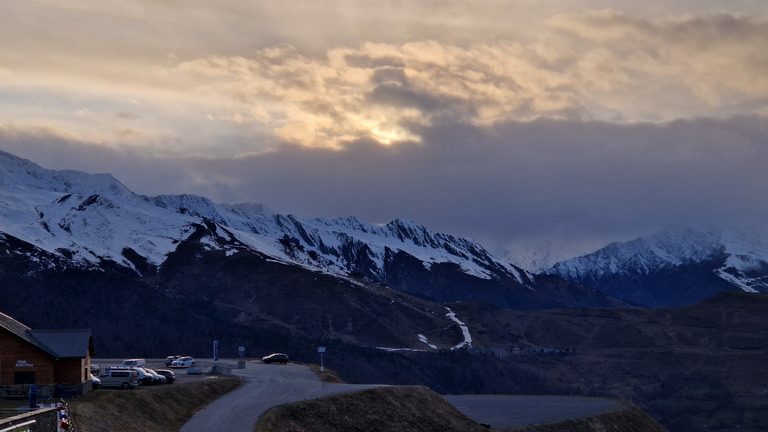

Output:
xmin=121 ymin=358 xmax=146 ymax=367
xmin=98 ymin=369 xmax=139 ymax=389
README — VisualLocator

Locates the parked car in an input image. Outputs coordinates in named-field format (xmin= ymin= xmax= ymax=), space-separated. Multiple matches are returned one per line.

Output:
xmin=262 ymin=353 xmax=289 ymax=364
xmin=164 ymin=355 xmax=181 ymax=366
xmin=132 ymin=367 xmax=155 ymax=385
xmin=98 ymin=369 xmax=139 ymax=389
xmin=90 ymin=373 xmax=101 ymax=389
xmin=143 ymin=368 xmax=167 ymax=384
xmin=121 ymin=358 xmax=146 ymax=367
xmin=171 ymin=356 xmax=195 ymax=368
xmin=90 ymin=364 xmax=101 ymax=376
xmin=155 ymin=369 xmax=176 ymax=383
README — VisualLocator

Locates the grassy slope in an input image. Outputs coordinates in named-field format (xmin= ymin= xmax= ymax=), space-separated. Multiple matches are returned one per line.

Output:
xmin=67 ymin=376 xmax=241 ymax=432
xmin=254 ymin=385 xmax=492 ymax=432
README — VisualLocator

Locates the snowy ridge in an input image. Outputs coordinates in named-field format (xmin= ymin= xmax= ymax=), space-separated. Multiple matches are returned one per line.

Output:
xmin=551 ymin=228 xmax=723 ymax=279
xmin=0 ymin=150 xmax=531 ymax=287
xmin=549 ymin=225 xmax=768 ymax=295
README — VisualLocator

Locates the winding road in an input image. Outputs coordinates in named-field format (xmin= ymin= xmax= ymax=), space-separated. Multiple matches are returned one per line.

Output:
xmin=180 ymin=361 xmax=383 ymax=432
xmin=180 ymin=360 xmax=623 ymax=431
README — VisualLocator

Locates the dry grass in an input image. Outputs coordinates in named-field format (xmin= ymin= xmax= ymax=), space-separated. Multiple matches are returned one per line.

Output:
xmin=67 ymin=376 xmax=241 ymax=432
xmin=253 ymin=385 xmax=494 ymax=432
xmin=303 ymin=363 xmax=345 ymax=384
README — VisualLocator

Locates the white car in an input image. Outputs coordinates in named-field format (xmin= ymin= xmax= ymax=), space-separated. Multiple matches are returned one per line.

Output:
xmin=171 ymin=356 xmax=195 ymax=368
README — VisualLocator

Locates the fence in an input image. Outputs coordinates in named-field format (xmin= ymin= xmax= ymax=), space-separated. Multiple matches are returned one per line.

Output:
xmin=0 ymin=408 xmax=57 ymax=432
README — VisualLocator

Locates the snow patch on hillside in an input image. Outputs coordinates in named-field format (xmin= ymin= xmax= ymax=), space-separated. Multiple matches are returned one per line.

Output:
xmin=446 ymin=308 xmax=472 ymax=350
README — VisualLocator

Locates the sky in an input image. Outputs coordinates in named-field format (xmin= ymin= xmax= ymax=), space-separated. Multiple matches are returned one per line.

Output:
xmin=1 ymin=0 xmax=767 ymax=268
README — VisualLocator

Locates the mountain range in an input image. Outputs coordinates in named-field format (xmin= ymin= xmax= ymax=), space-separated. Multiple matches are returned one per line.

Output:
xmin=2 ymin=148 xmax=765 ymax=314
xmin=2 ymin=148 xmax=768 ymax=432
xmin=0 ymin=148 xmax=623 ymax=314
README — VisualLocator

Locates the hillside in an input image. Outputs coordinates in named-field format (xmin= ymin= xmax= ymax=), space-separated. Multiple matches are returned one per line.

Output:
xmin=438 ymin=291 xmax=768 ymax=432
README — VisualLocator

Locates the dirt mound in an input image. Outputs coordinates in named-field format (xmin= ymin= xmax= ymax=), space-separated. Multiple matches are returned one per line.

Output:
xmin=254 ymin=385 xmax=492 ymax=432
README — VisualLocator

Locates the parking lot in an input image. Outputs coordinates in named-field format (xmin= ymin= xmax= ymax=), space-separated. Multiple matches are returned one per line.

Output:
xmin=91 ymin=358 xmax=236 ymax=386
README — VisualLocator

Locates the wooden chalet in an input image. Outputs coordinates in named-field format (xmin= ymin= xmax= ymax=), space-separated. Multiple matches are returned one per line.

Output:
xmin=0 ymin=312 xmax=95 ymax=398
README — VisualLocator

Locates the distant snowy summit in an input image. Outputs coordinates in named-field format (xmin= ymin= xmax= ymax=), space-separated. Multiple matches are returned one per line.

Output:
xmin=547 ymin=226 xmax=768 ymax=307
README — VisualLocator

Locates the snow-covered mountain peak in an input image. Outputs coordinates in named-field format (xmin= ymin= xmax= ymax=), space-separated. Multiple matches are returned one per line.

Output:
xmin=548 ymin=225 xmax=768 ymax=305
xmin=550 ymin=226 xmax=732 ymax=279
xmin=0 ymin=149 xmax=132 ymax=198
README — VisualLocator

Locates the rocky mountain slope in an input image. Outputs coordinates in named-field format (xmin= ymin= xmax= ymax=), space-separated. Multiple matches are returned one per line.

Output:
xmin=547 ymin=226 xmax=768 ymax=307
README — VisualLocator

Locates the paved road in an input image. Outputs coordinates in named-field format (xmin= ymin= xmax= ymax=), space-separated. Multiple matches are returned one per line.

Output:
xmin=180 ymin=360 xmax=622 ymax=431
xmin=180 ymin=361 xmax=383 ymax=432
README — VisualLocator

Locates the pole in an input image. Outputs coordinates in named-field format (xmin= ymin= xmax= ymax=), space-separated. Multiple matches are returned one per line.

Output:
xmin=318 ymin=346 xmax=326 ymax=372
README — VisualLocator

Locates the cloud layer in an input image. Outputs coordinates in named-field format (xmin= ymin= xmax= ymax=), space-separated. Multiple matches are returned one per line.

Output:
xmin=1 ymin=1 xmax=767 ymax=264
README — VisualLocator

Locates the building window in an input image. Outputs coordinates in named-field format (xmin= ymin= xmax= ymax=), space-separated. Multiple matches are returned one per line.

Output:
xmin=14 ymin=372 xmax=35 ymax=385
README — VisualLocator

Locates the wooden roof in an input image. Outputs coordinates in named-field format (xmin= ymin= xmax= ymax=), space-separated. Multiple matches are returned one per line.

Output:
xmin=0 ymin=312 xmax=93 ymax=359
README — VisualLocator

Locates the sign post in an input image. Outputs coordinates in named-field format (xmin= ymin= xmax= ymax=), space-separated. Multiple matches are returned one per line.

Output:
xmin=318 ymin=347 xmax=326 ymax=372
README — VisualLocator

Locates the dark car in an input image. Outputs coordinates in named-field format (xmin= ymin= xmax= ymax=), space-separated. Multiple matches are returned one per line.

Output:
xmin=262 ymin=353 xmax=289 ymax=364
xmin=143 ymin=368 xmax=167 ymax=384
xmin=155 ymin=369 xmax=176 ymax=383
xmin=132 ymin=367 xmax=156 ymax=385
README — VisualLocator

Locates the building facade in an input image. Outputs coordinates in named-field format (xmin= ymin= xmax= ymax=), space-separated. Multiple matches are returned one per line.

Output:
xmin=0 ymin=312 xmax=94 ymax=398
